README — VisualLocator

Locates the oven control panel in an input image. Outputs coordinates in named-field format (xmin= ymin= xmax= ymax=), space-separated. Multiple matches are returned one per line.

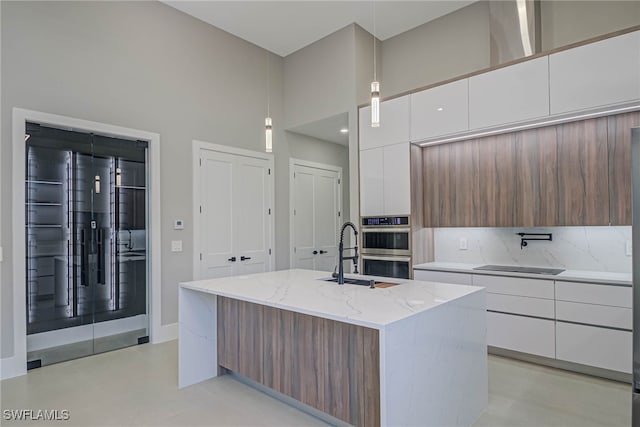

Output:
xmin=362 ymin=216 xmax=409 ymax=226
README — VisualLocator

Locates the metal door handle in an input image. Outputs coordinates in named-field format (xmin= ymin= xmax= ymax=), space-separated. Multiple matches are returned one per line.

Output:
xmin=312 ymin=250 xmax=318 ymax=255
xmin=240 ymin=256 xmax=251 ymax=261
xmin=228 ymin=256 xmax=236 ymax=262
xmin=319 ymin=250 xmax=327 ymax=254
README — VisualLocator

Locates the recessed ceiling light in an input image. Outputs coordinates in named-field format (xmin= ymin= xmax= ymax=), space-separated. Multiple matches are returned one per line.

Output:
xmin=436 ymin=107 xmax=444 ymax=112
xmin=339 ymin=128 xmax=349 ymax=134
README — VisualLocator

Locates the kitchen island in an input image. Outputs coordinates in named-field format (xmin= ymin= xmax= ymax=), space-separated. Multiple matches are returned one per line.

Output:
xmin=179 ymin=269 xmax=487 ymax=427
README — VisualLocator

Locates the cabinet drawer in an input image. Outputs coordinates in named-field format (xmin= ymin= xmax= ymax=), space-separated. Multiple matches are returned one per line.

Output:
xmin=413 ymin=270 xmax=472 ymax=286
xmin=472 ymin=274 xmax=554 ymax=299
xmin=555 ymin=281 xmax=631 ymax=308
xmin=556 ymin=301 xmax=631 ymax=330
xmin=487 ymin=312 xmax=555 ymax=358
xmin=556 ymin=322 xmax=631 ymax=373
xmin=487 ymin=294 xmax=554 ymax=319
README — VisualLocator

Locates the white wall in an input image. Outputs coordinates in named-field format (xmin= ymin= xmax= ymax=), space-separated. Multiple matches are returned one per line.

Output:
xmin=283 ymin=25 xmax=355 ymax=129
xmin=1 ymin=1 xmax=287 ymax=359
xmin=434 ymin=227 xmax=632 ymax=273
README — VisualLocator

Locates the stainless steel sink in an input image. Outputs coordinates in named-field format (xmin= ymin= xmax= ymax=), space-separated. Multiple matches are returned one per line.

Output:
xmin=322 ymin=277 xmax=380 ymax=286
xmin=473 ymin=265 xmax=565 ymax=275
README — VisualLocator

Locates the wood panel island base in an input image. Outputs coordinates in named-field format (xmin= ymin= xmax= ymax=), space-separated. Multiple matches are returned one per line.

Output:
xmin=179 ymin=270 xmax=488 ymax=426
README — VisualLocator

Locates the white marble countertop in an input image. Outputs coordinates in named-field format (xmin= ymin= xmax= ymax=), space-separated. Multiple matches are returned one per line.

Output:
xmin=413 ymin=262 xmax=632 ymax=286
xmin=179 ymin=269 xmax=483 ymax=329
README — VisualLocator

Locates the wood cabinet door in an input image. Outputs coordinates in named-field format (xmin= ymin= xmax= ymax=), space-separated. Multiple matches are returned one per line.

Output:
xmin=515 ymin=127 xmax=559 ymax=226
xmin=423 ymin=140 xmax=479 ymax=227
xmin=477 ymin=134 xmax=516 ymax=227
xmin=557 ymin=117 xmax=609 ymax=225
xmin=422 ymin=145 xmax=442 ymax=227
xmin=608 ymin=112 xmax=640 ymax=225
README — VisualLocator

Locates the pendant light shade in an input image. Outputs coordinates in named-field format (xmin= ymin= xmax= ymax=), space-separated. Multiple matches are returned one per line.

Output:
xmin=371 ymin=81 xmax=380 ymax=128
xmin=265 ymin=117 xmax=273 ymax=153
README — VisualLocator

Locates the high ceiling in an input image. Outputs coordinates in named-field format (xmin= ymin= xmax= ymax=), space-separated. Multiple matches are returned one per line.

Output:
xmin=163 ymin=1 xmax=476 ymax=57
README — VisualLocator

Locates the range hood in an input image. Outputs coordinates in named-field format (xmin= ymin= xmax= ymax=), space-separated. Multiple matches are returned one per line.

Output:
xmin=489 ymin=0 xmax=541 ymax=66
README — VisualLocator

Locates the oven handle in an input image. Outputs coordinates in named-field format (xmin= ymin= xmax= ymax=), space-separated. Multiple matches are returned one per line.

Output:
xmin=362 ymin=227 xmax=411 ymax=233
xmin=361 ymin=255 xmax=411 ymax=262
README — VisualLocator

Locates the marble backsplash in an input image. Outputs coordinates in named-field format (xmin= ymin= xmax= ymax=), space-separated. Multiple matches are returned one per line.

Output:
xmin=433 ymin=226 xmax=632 ymax=273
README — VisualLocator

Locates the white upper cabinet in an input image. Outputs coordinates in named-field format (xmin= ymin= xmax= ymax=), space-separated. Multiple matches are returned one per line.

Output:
xmin=382 ymin=142 xmax=411 ymax=215
xmin=359 ymin=96 xmax=410 ymax=150
xmin=410 ymin=79 xmax=469 ymax=142
xmin=359 ymin=142 xmax=410 ymax=216
xmin=468 ymin=56 xmax=550 ymax=130
xmin=549 ymin=31 xmax=640 ymax=115
xmin=359 ymin=147 xmax=384 ymax=216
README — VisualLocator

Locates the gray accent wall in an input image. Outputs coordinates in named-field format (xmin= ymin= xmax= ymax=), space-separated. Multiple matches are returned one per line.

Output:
xmin=1 ymin=1 xmax=288 ymax=357
xmin=541 ymin=1 xmax=640 ymax=51
xmin=381 ymin=1 xmax=491 ymax=98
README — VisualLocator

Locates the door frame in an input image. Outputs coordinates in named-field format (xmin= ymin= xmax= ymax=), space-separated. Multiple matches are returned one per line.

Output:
xmin=289 ymin=158 xmax=343 ymax=269
xmin=192 ymin=140 xmax=275 ymax=280
xmin=7 ymin=108 xmax=162 ymax=379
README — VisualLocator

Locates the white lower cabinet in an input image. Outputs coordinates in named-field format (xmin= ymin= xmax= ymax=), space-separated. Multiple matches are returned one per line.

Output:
xmin=413 ymin=269 xmax=473 ymax=285
xmin=556 ymin=322 xmax=632 ymax=373
xmin=487 ymin=311 xmax=555 ymax=358
xmin=413 ymin=268 xmax=632 ymax=374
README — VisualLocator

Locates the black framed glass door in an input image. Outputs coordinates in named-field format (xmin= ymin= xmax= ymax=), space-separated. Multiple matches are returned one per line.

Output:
xmin=25 ymin=123 xmax=148 ymax=367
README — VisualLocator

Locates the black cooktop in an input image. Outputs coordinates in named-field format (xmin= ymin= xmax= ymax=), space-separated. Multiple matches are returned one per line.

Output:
xmin=473 ymin=265 xmax=565 ymax=275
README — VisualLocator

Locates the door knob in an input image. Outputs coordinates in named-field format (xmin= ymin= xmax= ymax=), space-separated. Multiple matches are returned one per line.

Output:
xmin=312 ymin=250 xmax=318 ymax=255
xmin=240 ymin=256 xmax=251 ymax=261
xmin=319 ymin=250 xmax=327 ymax=254
xmin=228 ymin=256 xmax=236 ymax=262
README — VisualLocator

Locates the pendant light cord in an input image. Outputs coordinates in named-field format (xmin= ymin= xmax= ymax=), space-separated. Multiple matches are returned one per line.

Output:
xmin=266 ymin=53 xmax=270 ymax=117
xmin=373 ymin=0 xmax=377 ymax=81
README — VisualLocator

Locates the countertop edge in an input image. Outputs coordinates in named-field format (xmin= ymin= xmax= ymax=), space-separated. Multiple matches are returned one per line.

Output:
xmin=413 ymin=264 xmax=632 ymax=287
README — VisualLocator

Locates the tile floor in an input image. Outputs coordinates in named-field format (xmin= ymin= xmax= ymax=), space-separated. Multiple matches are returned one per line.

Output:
xmin=0 ymin=340 xmax=631 ymax=426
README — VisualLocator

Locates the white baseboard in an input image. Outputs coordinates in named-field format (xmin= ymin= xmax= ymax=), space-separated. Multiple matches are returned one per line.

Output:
xmin=1 ymin=354 xmax=27 ymax=380
xmin=151 ymin=322 xmax=177 ymax=344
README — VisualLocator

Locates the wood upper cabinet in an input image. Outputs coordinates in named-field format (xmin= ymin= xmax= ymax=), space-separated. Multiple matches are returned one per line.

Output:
xmin=423 ymin=140 xmax=479 ymax=227
xmin=477 ymin=134 xmax=516 ymax=227
xmin=359 ymin=96 xmax=410 ymax=150
xmin=608 ymin=112 xmax=640 ymax=225
xmin=549 ymin=31 xmax=640 ymax=115
xmin=557 ymin=117 xmax=609 ymax=225
xmin=515 ymin=127 xmax=559 ymax=227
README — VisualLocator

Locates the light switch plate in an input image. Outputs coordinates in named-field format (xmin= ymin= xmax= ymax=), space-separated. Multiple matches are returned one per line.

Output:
xmin=459 ymin=238 xmax=468 ymax=250
xmin=626 ymin=240 xmax=632 ymax=257
xmin=171 ymin=240 xmax=183 ymax=252
xmin=174 ymin=219 xmax=184 ymax=230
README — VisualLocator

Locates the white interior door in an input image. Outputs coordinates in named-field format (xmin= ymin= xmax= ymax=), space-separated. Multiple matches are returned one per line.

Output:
xmin=198 ymin=147 xmax=272 ymax=280
xmin=200 ymin=150 xmax=235 ymax=279
xmin=234 ymin=156 xmax=271 ymax=275
xmin=291 ymin=161 xmax=341 ymax=272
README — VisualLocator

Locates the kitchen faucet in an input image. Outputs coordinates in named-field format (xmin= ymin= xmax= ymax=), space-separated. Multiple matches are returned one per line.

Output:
xmin=334 ymin=221 xmax=359 ymax=285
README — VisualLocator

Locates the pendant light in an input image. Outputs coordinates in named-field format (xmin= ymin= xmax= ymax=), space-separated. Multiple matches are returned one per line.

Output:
xmin=371 ymin=0 xmax=380 ymax=128
xmin=265 ymin=54 xmax=273 ymax=153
